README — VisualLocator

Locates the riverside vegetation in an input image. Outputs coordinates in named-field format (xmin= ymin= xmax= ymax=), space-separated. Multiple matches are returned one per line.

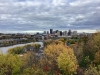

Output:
xmin=0 ymin=32 xmax=100 ymax=75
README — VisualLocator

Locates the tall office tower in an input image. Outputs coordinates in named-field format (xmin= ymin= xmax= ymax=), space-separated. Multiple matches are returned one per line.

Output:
xmin=47 ymin=31 xmax=49 ymax=34
xmin=56 ymin=30 xmax=59 ymax=33
xmin=60 ymin=31 xmax=62 ymax=36
xmin=68 ymin=29 xmax=72 ymax=36
xmin=50 ymin=29 xmax=53 ymax=34
xmin=44 ymin=31 xmax=46 ymax=34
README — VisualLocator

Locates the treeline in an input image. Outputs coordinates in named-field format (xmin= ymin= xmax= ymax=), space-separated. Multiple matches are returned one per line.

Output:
xmin=7 ymin=43 xmax=41 ymax=54
xmin=0 ymin=39 xmax=35 ymax=47
xmin=0 ymin=32 xmax=100 ymax=75
xmin=0 ymin=34 xmax=35 ymax=47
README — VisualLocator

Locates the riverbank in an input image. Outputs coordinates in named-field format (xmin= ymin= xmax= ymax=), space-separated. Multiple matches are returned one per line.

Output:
xmin=0 ymin=39 xmax=34 ymax=47
xmin=0 ymin=42 xmax=43 ymax=54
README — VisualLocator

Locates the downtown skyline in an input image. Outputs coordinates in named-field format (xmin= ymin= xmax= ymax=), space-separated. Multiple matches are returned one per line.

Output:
xmin=0 ymin=0 xmax=100 ymax=33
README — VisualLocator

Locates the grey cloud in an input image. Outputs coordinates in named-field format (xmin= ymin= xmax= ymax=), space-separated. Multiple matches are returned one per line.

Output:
xmin=0 ymin=0 xmax=100 ymax=33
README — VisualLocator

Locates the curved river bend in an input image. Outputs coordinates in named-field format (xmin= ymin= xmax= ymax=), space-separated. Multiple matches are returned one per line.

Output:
xmin=0 ymin=42 xmax=43 ymax=54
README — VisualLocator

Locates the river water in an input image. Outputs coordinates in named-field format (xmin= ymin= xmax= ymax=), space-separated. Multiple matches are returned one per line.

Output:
xmin=0 ymin=42 xmax=43 ymax=54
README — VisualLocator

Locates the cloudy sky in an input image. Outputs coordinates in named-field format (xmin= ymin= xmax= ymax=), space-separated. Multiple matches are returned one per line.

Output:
xmin=0 ymin=0 xmax=100 ymax=33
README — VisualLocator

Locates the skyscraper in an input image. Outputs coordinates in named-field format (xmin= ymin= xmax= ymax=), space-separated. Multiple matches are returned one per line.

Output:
xmin=60 ymin=31 xmax=62 ymax=36
xmin=44 ymin=31 xmax=46 ymax=34
xmin=50 ymin=29 xmax=53 ymax=34
xmin=47 ymin=31 xmax=49 ymax=34
xmin=68 ymin=29 xmax=72 ymax=36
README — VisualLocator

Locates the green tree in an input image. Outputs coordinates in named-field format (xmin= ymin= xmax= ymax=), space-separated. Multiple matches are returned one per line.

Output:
xmin=84 ymin=32 xmax=100 ymax=60
xmin=7 ymin=46 xmax=24 ymax=54
xmin=0 ymin=54 xmax=22 ymax=75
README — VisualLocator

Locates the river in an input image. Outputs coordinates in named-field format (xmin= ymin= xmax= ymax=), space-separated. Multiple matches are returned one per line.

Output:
xmin=0 ymin=42 xmax=43 ymax=54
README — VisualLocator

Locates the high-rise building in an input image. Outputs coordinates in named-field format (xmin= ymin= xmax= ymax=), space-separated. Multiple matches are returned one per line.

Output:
xmin=50 ymin=29 xmax=53 ymax=34
xmin=60 ymin=31 xmax=62 ymax=36
xmin=56 ymin=30 xmax=59 ymax=33
xmin=47 ymin=31 xmax=49 ymax=34
xmin=44 ymin=31 xmax=46 ymax=34
xmin=68 ymin=29 xmax=72 ymax=36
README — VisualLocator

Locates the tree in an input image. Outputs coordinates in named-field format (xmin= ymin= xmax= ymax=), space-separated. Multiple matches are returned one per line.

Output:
xmin=44 ymin=40 xmax=54 ymax=47
xmin=94 ymin=50 xmax=100 ymax=64
xmin=0 ymin=54 xmax=22 ymax=75
xmin=84 ymin=64 xmax=100 ymax=75
xmin=21 ymin=52 xmax=35 ymax=68
xmin=44 ymin=44 xmax=66 ymax=65
xmin=58 ymin=38 xmax=67 ymax=45
xmin=32 ymin=44 xmax=41 ymax=52
xmin=21 ymin=51 xmax=47 ymax=75
xmin=84 ymin=32 xmax=100 ymax=60
xmin=44 ymin=43 xmax=78 ymax=74
xmin=57 ymin=47 xmax=78 ymax=75
xmin=7 ymin=46 xmax=24 ymax=54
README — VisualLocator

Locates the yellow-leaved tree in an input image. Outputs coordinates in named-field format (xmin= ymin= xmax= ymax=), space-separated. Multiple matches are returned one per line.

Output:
xmin=44 ymin=44 xmax=67 ymax=66
xmin=0 ymin=54 xmax=22 ymax=75
xmin=57 ymin=47 xmax=78 ymax=75
xmin=44 ymin=43 xmax=78 ymax=74
xmin=94 ymin=50 xmax=100 ymax=64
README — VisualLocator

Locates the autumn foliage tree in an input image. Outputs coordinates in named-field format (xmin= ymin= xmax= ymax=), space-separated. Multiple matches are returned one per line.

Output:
xmin=84 ymin=64 xmax=100 ymax=75
xmin=44 ymin=43 xmax=78 ymax=74
xmin=84 ymin=32 xmax=100 ymax=57
xmin=74 ymin=32 xmax=100 ymax=68
xmin=7 ymin=46 xmax=24 ymax=54
xmin=57 ymin=38 xmax=67 ymax=45
xmin=94 ymin=50 xmax=100 ymax=64
xmin=57 ymin=47 xmax=78 ymax=75
xmin=0 ymin=53 xmax=22 ymax=75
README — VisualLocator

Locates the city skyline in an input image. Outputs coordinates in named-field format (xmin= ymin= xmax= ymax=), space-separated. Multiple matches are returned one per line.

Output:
xmin=0 ymin=0 xmax=100 ymax=33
